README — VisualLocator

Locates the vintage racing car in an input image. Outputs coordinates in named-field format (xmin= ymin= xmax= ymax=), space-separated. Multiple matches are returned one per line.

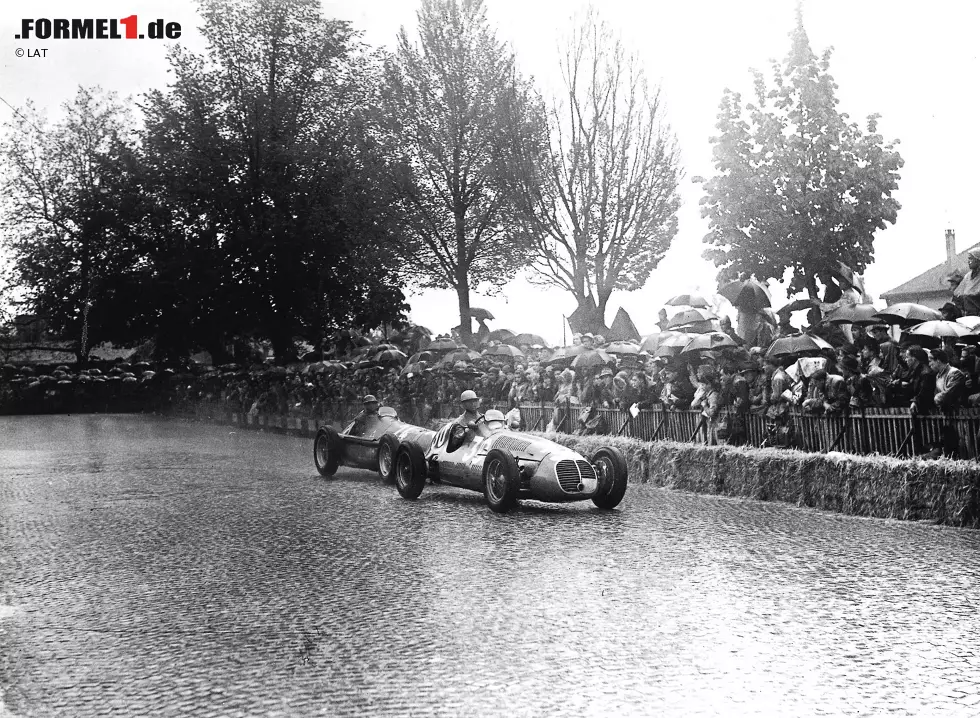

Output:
xmin=392 ymin=409 xmax=628 ymax=513
xmin=313 ymin=406 xmax=435 ymax=481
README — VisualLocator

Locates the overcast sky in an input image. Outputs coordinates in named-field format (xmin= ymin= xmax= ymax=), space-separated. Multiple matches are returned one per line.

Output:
xmin=2 ymin=0 xmax=978 ymax=344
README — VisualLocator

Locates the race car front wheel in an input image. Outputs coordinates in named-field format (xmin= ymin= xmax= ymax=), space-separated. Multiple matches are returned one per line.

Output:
xmin=377 ymin=435 xmax=399 ymax=482
xmin=313 ymin=427 xmax=341 ymax=477
xmin=483 ymin=448 xmax=520 ymax=513
xmin=394 ymin=443 xmax=427 ymax=500
xmin=591 ymin=446 xmax=628 ymax=509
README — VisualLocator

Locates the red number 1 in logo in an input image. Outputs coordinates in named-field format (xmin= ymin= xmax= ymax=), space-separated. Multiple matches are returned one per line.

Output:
xmin=120 ymin=15 xmax=137 ymax=39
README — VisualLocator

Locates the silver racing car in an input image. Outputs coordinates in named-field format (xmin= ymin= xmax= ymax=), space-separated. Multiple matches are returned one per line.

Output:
xmin=392 ymin=409 xmax=628 ymax=513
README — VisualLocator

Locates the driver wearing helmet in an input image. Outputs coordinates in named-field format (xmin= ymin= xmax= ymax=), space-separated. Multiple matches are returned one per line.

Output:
xmin=456 ymin=389 xmax=481 ymax=425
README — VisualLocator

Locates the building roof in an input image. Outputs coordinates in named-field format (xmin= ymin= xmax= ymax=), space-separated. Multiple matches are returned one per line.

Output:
xmin=881 ymin=241 xmax=980 ymax=300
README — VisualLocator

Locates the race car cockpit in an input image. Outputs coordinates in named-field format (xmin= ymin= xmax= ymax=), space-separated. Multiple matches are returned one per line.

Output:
xmin=473 ymin=409 xmax=507 ymax=437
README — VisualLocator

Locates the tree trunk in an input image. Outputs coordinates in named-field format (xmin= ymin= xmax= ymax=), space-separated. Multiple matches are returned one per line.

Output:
xmin=456 ymin=283 xmax=473 ymax=348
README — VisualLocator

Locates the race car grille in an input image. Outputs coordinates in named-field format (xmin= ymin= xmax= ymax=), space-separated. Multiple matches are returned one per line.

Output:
xmin=491 ymin=436 xmax=532 ymax=454
xmin=556 ymin=459 xmax=596 ymax=492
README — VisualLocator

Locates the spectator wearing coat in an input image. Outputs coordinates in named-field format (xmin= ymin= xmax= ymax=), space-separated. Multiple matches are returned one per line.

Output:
xmin=930 ymin=349 xmax=967 ymax=411
xmin=894 ymin=345 xmax=935 ymax=414
xmin=952 ymin=249 xmax=980 ymax=315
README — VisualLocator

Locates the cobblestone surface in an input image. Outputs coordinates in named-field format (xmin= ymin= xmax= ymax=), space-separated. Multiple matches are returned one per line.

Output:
xmin=2 ymin=415 xmax=980 ymax=717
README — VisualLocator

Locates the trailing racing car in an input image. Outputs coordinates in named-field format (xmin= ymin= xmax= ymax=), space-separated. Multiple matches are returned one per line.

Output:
xmin=313 ymin=407 xmax=435 ymax=481
xmin=392 ymin=409 xmax=628 ymax=513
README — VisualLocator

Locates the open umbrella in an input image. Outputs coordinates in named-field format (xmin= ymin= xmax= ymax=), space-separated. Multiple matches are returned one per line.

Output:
xmin=373 ymin=349 xmax=408 ymax=365
xmin=639 ymin=332 xmax=679 ymax=354
xmin=907 ymin=320 xmax=975 ymax=340
xmin=665 ymin=293 xmax=712 ymax=309
xmin=719 ymin=278 xmax=771 ymax=310
xmin=438 ymin=349 xmax=483 ymax=365
xmin=766 ymin=334 xmax=834 ymax=359
xmin=872 ymin=303 xmax=942 ymax=326
xmin=605 ymin=341 xmax=641 ymax=355
xmin=401 ymin=360 xmax=429 ymax=376
xmin=821 ymin=303 xmax=881 ymax=326
xmin=571 ymin=349 xmax=615 ymax=369
xmin=427 ymin=337 xmax=460 ymax=352
xmin=667 ymin=308 xmax=718 ymax=331
xmin=513 ymin=333 xmax=548 ymax=347
xmin=680 ymin=332 xmax=738 ymax=354
xmin=487 ymin=329 xmax=517 ymax=343
xmin=483 ymin=344 xmax=525 ymax=358
xmin=653 ymin=333 xmax=694 ymax=358
xmin=470 ymin=307 xmax=495 ymax=322
xmin=541 ymin=346 xmax=582 ymax=366
xmin=956 ymin=316 xmax=980 ymax=330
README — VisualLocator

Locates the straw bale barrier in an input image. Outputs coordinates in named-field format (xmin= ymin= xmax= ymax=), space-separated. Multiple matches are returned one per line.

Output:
xmin=181 ymin=405 xmax=980 ymax=528
xmin=535 ymin=432 xmax=980 ymax=528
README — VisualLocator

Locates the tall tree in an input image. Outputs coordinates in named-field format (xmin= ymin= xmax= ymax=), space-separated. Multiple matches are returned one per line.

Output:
xmin=698 ymin=8 xmax=904 ymax=303
xmin=512 ymin=10 xmax=682 ymax=332
xmin=379 ymin=0 xmax=541 ymax=345
xmin=0 ymin=87 xmax=148 ymax=362
xmin=141 ymin=0 xmax=407 ymax=362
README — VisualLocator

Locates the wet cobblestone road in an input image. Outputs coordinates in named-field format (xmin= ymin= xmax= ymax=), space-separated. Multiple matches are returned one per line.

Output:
xmin=2 ymin=415 xmax=980 ymax=717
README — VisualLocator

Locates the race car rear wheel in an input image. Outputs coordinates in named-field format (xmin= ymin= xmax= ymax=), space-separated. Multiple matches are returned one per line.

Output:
xmin=483 ymin=448 xmax=520 ymax=513
xmin=394 ymin=443 xmax=427 ymax=500
xmin=377 ymin=435 xmax=399 ymax=481
xmin=591 ymin=446 xmax=628 ymax=509
xmin=313 ymin=427 xmax=341 ymax=477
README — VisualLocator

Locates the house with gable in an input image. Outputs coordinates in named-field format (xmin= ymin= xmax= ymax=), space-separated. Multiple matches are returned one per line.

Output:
xmin=880 ymin=230 xmax=979 ymax=310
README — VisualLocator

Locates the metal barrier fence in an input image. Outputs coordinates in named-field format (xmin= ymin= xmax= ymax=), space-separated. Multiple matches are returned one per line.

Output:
xmin=186 ymin=398 xmax=980 ymax=460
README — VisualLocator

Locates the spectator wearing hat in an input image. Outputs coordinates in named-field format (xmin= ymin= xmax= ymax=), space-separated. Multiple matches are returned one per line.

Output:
xmin=952 ymin=249 xmax=980 ymax=315
xmin=350 ymin=394 xmax=380 ymax=435
xmin=940 ymin=300 xmax=962 ymax=322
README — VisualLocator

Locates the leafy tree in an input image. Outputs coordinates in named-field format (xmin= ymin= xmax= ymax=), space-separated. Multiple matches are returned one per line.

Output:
xmin=0 ymin=87 xmax=148 ymax=362
xmin=698 ymin=8 xmax=904 ymax=302
xmin=379 ymin=0 xmax=541 ymax=344
xmin=513 ymin=10 xmax=682 ymax=331
xmin=140 ymin=0 xmax=407 ymax=362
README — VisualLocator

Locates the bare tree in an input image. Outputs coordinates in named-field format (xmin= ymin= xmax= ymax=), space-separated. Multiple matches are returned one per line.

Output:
xmin=514 ymin=10 xmax=682 ymax=331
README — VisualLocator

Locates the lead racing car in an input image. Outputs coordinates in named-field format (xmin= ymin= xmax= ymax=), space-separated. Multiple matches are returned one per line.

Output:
xmin=392 ymin=409 xmax=628 ymax=513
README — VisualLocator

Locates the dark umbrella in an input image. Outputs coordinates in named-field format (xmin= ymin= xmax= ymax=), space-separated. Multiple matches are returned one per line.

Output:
xmin=487 ymin=329 xmax=517 ymax=343
xmin=822 ymin=303 xmax=880 ymax=326
xmin=513 ymin=333 xmax=548 ymax=347
xmin=766 ymin=334 xmax=834 ymax=359
xmin=427 ymin=338 xmax=460 ymax=352
xmin=665 ymin=293 xmax=712 ymax=309
xmin=374 ymin=349 xmax=408 ymax=365
xmin=667 ymin=308 xmax=717 ymax=330
xmin=571 ymin=349 xmax=614 ymax=369
xmin=483 ymin=344 xmax=525 ymax=358
xmin=680 ymin=332 xmax=738 ymax=354
xmin=639 ymin=332 xmax=679 ymax=353
xmin=653 ymin=333 xmax=694 ymax=358
xmin=832 ymin=260 xmax=865 ymax=294
xmin=438 ymin=349 xmax=483 ymax=365
xmin=470 ymin=307 xmax=495 ymax=322
xmin=719 ymin=278 xmax=771 ymax=310
xmin=872 ymin=303 xmax=942 ymax=326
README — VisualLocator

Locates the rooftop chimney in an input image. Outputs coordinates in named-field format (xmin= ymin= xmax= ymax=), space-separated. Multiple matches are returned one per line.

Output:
xmin=946 ymin=229 xmax=956 ymax=269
